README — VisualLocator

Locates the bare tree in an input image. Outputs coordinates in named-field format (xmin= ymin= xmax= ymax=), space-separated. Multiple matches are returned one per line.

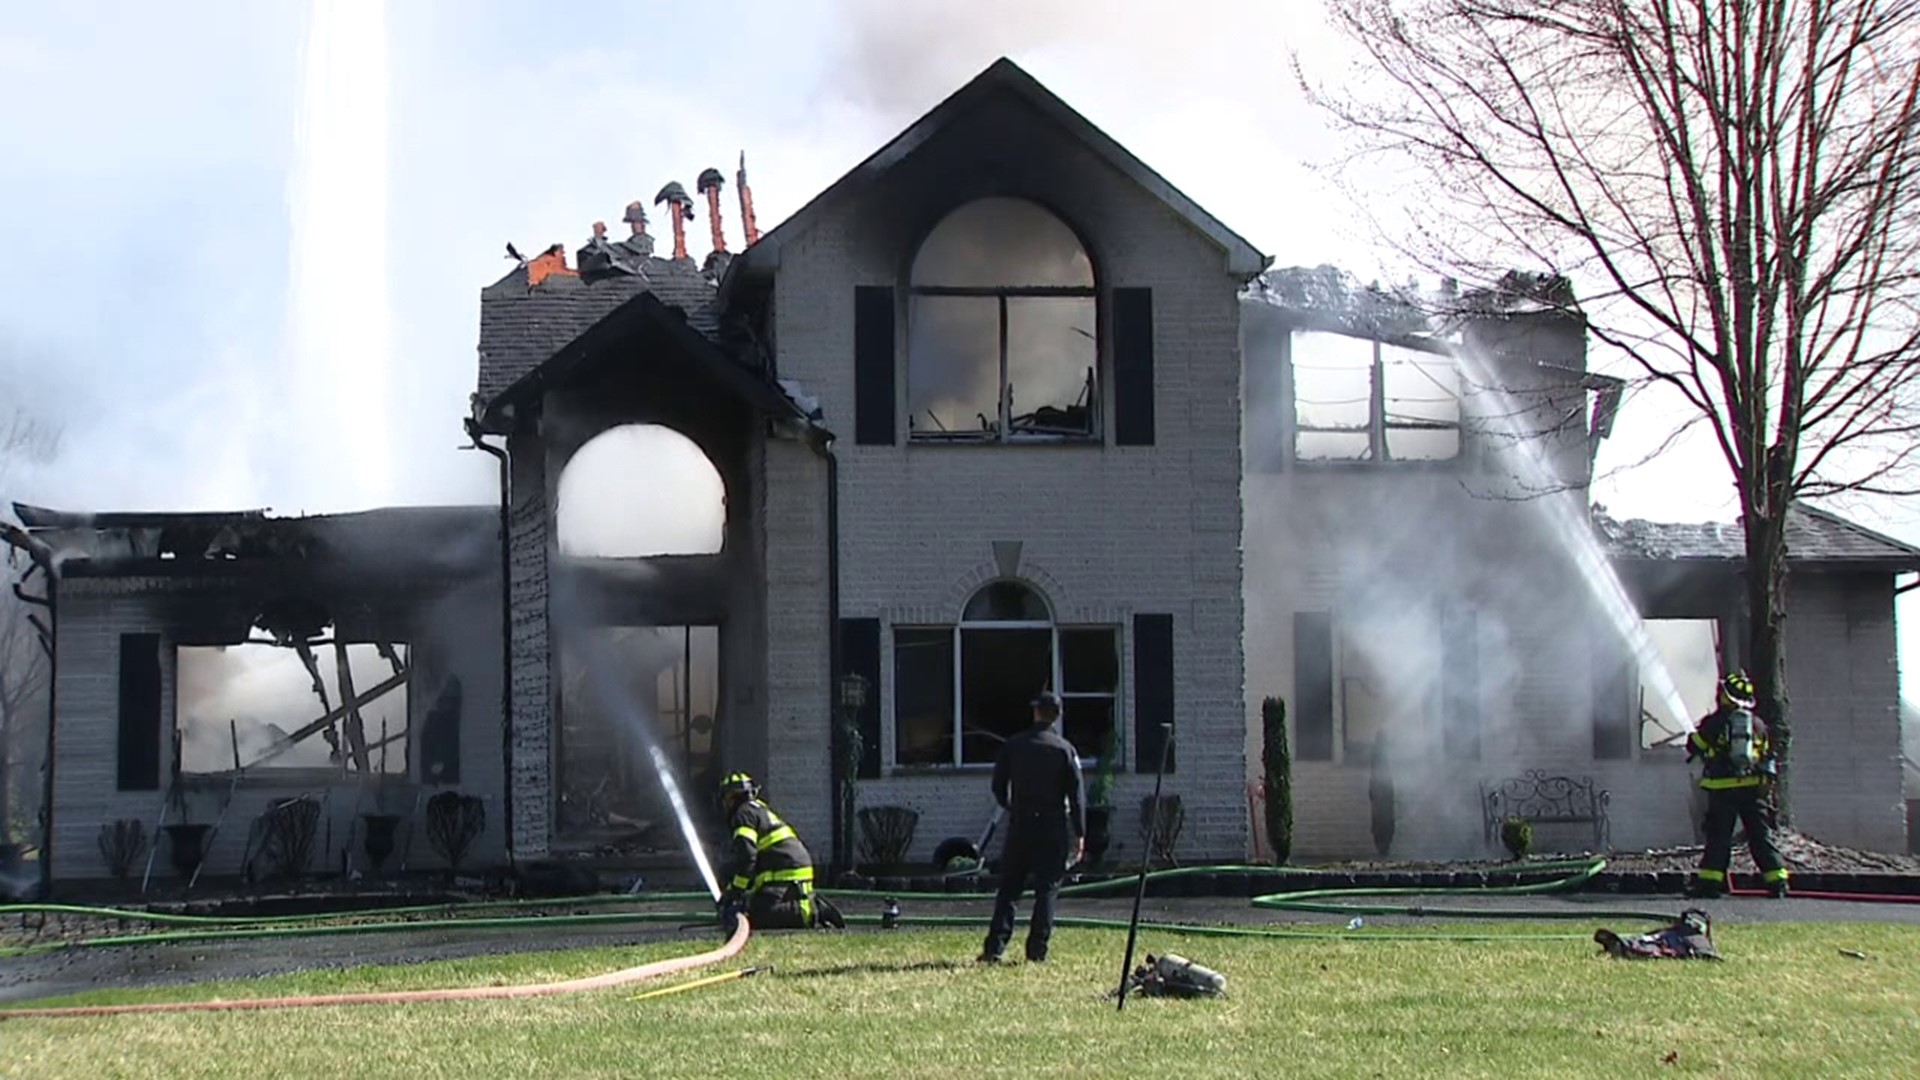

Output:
xmin=1 ymin=404 xmax=60 ymax=846
xmin=1305 ymin=0 xmax=1920 ymax=818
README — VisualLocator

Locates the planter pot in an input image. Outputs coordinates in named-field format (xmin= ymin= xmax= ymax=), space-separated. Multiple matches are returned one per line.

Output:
xmin=163 ymin=823 xmax=212 ymax=878
xmin=1084 ymin=806 xmax=1113 ymax=867
xmin=361 ymin=814 xmax=402 ymax=871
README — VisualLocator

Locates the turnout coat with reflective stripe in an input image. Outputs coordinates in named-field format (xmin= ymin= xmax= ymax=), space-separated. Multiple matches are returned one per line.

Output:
xmin=1687 ymin=706 xmax=1775 ymax=790
xmin=725 ymin=799 xmax=814 ymax=895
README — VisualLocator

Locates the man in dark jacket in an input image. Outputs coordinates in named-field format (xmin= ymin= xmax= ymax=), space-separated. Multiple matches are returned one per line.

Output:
xmin=1685 ymin=671 xmax=1790 ymax=899
xmin=717 ymin=772 xmax=822 ymax=930
xmin=978 ymin=691 xmax=1086 ymax=964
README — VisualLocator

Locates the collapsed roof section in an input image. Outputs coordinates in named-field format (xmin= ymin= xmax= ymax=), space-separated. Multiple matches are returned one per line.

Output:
xmin=1596 ymin=504 xmax=1920 ymax=571
xmin=10 ymin=502 xmax=498 ymax=582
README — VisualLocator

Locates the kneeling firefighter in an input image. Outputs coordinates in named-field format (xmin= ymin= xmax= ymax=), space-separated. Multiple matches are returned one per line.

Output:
xmin=716 ymin=772 xmax=843 ymax=930
xmin=1686 ymin=671 xmax=1790 ymax=898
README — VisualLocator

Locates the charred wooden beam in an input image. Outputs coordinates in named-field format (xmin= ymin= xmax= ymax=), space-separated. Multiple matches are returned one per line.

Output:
xmin=243 ymin=666 xmax=411 ymax=772
xmin=334 ymin=641 xmax=372 ymax=774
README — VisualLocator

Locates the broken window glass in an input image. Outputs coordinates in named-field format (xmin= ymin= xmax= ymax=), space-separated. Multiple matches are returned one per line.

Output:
xmin=906 ymin=295 xmax=1001 ymax=438
xmin=1292 ymin=331 xmax=1463 ymax=463
xmin=1637 ymin=619 xmax=1721 ymax=751
xmin=175 ymin=641 xmax=409 ymax=775
xmin=909 ymin=198 xmax=1099 ymax=443
xmin=1381 ymin=343 xmax=1461 ymax=461
xmin=556 ymin=625 xmax=720 ymax=849
xmin=556 ymin=424 xmax=726 ymax=557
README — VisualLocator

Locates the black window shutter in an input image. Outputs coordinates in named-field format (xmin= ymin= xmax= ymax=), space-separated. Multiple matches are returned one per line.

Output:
xmin=854 ymin=286 xmax=896 ymax=445
xmin=1113 ymin=288 xmax=1156 ymax=445
xmin=1132 ymin=613 xmax=1174 ymax=773
xmin=1592 ymin=638 xmax=1634 ymax=760
xmin=1292 ymin=613 xmax=1334 ymax=761
xmin=841 ymin=618 xmax=883 ymax=778
xmin=116 ymin=633 xmax=162 ymax=791
xmin=420 ymin=674 xmax=463 ymax=784
xmin=1441 ymin=609 xmax=1479 ymax=760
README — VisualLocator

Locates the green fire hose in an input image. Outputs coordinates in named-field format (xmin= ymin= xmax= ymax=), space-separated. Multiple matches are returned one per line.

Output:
xmin=0 ymin=857 xmax=1675 ymax=957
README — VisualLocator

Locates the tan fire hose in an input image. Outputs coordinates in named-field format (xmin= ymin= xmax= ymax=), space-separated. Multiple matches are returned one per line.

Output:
xmin=0 ymin=918 xmax=750 ymax=1021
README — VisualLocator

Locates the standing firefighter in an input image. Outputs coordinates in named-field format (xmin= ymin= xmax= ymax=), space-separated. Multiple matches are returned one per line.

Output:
xmin=717 ymin=772 xmax=840 ymax=930
xmin=978 ymin=691 xmax=1086 ymax=964
xmin=1686 ymin=671 xmax=1790 ymax=898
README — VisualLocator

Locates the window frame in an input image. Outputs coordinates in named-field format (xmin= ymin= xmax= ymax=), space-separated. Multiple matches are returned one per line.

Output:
xmin=905 ymin=199 xmax=1102 ymax=446
xmin=1288 ymin=327 xmax=1463 ymax=467
xmin=890 ymin=618 xmax=1125 ymax=771
xmin=172 ymin=639 xmax=416 ymax=785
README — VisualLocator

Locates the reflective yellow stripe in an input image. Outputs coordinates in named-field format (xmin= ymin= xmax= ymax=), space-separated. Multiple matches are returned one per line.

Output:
xmin=732 ymin=825 xmax=759 ymax=844
xmin=1700 ymin=776 xmax=1763 ymax=789
xmin=1763 ymin=867 xmax=1790 ymax=882
xmin=756 ymin=825 xmax=796 ymax=851
xmin=1689 ymin=732 xmax=1710 ymax=751
xmin=751 ymin=865 xmax=815 ymax=891
xmin=1696 ymin=869 xmax=1726 ymax=882
xmin=799 ymin=896 xmax=814 ymax=924
xmin=729 ymin=875 xmax=751 ymax=891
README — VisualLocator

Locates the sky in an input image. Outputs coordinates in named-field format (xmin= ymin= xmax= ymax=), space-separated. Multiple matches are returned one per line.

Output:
xmin=0 ymin=0 xmax=1915 ymax=704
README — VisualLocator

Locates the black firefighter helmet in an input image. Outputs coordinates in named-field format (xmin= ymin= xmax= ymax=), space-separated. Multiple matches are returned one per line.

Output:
xmin=719 ymin=771 xmax=759 ymax=806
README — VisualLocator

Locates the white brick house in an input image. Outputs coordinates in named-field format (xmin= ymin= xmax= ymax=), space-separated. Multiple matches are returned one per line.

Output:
xmin=9 ymin=58 xmax=1915 ymax=890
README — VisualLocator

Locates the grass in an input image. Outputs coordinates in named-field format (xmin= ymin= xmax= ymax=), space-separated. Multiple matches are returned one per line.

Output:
xmin=1 ymin=921 xmax=1917 ymax=1079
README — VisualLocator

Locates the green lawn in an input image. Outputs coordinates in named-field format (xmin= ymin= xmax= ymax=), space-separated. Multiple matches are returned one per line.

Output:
xmin=2 ymin=922 xmax=1916 ymax=1079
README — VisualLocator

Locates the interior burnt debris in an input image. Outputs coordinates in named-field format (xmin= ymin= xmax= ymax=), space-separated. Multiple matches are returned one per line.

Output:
xmin=906 ymin=198 xmax=1100 ymax=442
xmin=8 ymin=502 xmax=489 ymax=788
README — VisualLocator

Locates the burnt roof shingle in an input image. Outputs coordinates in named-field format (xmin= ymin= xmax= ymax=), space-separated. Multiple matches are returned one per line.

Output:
xmin=477 ymin=255 xmax=723 ymax=404
xmin=1598 ymin=505 xmax=1920 ymax=568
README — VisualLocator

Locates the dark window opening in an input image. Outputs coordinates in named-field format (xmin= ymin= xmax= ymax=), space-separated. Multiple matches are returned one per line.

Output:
xmin=557 ymin=625 xmax=720 ymax=848
xmin=907 ymin=199 xmax=1099 ymax=443
xmin=1292 ymin=613 xmax=1335 ymax=761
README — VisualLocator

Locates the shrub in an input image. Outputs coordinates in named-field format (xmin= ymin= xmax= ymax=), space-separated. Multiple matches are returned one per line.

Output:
xmin=856 ymin=805 xmax=919 ymax=868
xmin=1261 ymin=697 xmax=1293 ymax=865
xmin=1501 ymin=816 xmax=1534 ymax=861
xmin=96 ymin=819 xmax=148 ymax=884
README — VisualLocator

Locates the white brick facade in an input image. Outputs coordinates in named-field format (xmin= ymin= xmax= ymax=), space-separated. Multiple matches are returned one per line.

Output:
xmin=48 ymin=574 xmax=507 ymax=882
xmin=760 ymin=92 xmax=1251 ymax=865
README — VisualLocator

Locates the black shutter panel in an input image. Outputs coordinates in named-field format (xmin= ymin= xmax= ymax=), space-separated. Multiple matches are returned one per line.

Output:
xmin=854 ymin=286 xmax=896 ymax=445
xmin=420 ymin=675 xmax=464 ymax=784
xmin=117 ymin=633 xmax=162 ymax=791
xmin=1113 ymin=287 xmax=1156 ymax=446
xmin=1132 ymin=613 xmax=1174 ymax=773
xmin=841 ymin=618 xmax=883 ymax=778
xmin=1442 ymin=609 xmax=1479 ymax=760
xmin=1292 ymin=613 xmax=1334 ymax=761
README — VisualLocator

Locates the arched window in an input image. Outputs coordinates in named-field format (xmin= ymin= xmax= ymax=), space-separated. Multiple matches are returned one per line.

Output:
xmin=907 ymin=198 xmax=1098 ymax=443
xmin=555 ymin=424 xmax=725 ymax=557
xmin=892 ymin=580 xmax=1120 ymax=767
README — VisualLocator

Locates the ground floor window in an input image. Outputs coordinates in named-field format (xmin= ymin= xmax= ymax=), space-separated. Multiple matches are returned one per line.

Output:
xmin=1636 ymin=618 xmax=1721 ymax=752
xmin=174 ymin=639 xmax=410 ymax=776
xmin=892 ymin=582 xmax=1119 ymax=766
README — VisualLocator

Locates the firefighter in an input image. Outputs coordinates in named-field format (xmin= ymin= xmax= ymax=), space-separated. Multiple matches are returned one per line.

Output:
xmin=977 ymin=691 xmax=1086 ymax=964
xmin=717 ymin=772 xmax=836 ymax=930
xmin=1686 ymin=671 xmax=1790 ymax=899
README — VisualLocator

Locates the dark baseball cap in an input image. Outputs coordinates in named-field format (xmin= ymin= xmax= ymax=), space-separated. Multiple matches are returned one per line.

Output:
xmin=1031 ymin=691 xmax=1063 ymax=712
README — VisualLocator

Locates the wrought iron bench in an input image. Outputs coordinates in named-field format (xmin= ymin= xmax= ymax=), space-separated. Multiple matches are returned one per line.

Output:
xmin=1481 ymin=770 xmax=1612 ymax=852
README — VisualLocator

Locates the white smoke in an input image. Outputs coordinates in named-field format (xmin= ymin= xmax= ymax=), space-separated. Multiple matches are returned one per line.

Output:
xmin=285 ymin=0 xmax=392 ymax=512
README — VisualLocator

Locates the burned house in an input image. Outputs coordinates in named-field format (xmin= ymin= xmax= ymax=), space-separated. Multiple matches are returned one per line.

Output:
xmin=7 ymin=57 xmax=1914 ymax=889
xmin=6 ymin=505 xmax=505 ymax=885
xmin=1241 ymin=270 xmax=1919 ymax=859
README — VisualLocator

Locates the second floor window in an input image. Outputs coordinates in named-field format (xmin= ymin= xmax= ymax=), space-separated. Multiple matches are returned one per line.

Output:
xmin=1293 ymin=330 xmax=1461 ymax=462
xmin=907 ymin=198 xmax=1099 ymax=443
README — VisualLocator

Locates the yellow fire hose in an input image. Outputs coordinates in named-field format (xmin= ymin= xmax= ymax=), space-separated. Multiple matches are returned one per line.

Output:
xmin=626 ymin=965 xmax=770 ymax=1001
